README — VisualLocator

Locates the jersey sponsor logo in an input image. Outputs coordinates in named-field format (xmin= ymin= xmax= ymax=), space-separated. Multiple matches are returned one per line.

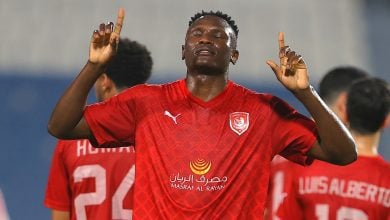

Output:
xmin=229 ymin=112 xmax=249 ymax=135
xmin=164 ymin=110 xmax=181 ymax=124
xmin=169 ymin=159 xmax=229 ymax=192
xmin=189 ymin=159 xmax=212 ymax=175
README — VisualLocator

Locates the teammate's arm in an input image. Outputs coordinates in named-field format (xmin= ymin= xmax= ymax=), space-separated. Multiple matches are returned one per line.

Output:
xmin=52 ymin=210 xmax=69 ymax=220
xmin=47 ymin=8 xmax=125 ymax=140
xmin=267 ymin=32 xmax=356 ymax=165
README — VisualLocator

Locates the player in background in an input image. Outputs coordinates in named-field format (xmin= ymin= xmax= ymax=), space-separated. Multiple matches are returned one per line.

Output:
xmin=266 ymin=66 xmax=369 ymax=219
xmin=318 ymin=67 xmax=369 ymax=121
xmin=44 ymin=38 xmax=153 ymax=220
xmin=267 ymin=72 xmax=390 ymax=219
xmin=47 ymin=9 xmax=357 ymax=218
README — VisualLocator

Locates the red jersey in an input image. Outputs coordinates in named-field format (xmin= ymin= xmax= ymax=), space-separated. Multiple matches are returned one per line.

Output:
xmin=84 ymin=79 xmax=318 ymax=219
xmin=44 ymin=139 xmax=135 ymax=220
xmin=268 ymin=155 xmax=390 ymax=220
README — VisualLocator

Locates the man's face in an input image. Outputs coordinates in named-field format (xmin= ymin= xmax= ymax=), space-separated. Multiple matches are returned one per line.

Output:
xmin=182 ymin=15 xmax=238 ymax=75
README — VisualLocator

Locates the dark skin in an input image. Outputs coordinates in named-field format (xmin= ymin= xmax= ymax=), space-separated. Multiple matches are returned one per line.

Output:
xmin=48 ymin=8 xmax=357 ymax=165
xmin=182 ymin=15 xmax=239 ymax=102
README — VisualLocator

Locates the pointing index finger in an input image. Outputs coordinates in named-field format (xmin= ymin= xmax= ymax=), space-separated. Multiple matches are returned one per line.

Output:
xmin=278 ymin=32 xmax=285 ymax=50
xmin=114 ymin=8 xmax=125 ymax=35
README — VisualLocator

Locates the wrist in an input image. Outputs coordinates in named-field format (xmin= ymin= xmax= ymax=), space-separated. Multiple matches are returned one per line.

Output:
xmin=83 ymin=61 xmax=108 ymax=80
xmin=87 ymin=60 xmax=108 ymax=70
xmin=293 ymin=85 xmax=316 ymax=100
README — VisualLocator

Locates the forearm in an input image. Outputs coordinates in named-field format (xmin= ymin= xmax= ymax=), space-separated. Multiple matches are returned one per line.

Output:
xmin=47 ymin=61 xmax=106 ymax=139
xmin=294 ymin=86 xmax=357 ymax=164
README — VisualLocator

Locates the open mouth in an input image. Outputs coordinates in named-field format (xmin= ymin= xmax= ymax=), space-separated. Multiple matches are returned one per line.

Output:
xmin=194 ymin=47 xmax=216 ymax=56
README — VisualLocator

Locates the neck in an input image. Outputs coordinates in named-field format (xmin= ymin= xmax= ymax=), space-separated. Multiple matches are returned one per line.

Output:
xmin=351 ymin=130 xmax=381 ymax=157
xmin=102 ymin=87 xmax=119 ymax=101
xmin=185 ymin=72 xmax=228 ymax=102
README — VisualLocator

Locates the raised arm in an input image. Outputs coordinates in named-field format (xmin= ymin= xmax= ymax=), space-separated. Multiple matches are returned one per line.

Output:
xmin=47 ymin=8 xmax=125 ymax=139
xmin=266 ymin=32 xmax=357 ymax=165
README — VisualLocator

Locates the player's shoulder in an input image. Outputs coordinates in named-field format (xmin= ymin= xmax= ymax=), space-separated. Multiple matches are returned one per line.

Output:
xmin=54 ymin=139 xmax=80 ymax=155
xmin=56 ymin=139 xmax=78 ymax=147
xmin=230 ymin=81 xmax=281 ymax=103
xmin=361 ymin=155 xmax=390 ymax=169
xmin=121 ymin=80 xmax=182 ymax=96
xmin=270 ymin=155 xmax=305 ymax=177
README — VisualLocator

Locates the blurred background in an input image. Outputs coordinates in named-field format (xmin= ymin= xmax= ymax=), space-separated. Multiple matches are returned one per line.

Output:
xmin=0 ymin=0 xmax=389 ymax=218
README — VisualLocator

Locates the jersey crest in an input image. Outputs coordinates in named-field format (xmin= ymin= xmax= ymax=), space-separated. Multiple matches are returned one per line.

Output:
xmin=229 ymin=112 xmax=249 ymax=135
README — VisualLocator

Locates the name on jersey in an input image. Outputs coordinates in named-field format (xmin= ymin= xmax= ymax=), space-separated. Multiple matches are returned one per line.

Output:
xmin=299 ymin=176 xmax=390 ymax=207
xmin=76 ymin=139 xmax=135 ymax=157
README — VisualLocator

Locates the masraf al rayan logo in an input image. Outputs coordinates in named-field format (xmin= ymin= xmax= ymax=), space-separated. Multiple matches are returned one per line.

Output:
xmin=169 ymin=159 xmax=229 ymax=192
xmin=189 ymin=159 xmax=211 ymax=175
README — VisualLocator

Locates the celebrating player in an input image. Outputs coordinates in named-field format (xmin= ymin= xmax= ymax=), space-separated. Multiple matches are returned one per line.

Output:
xmin=47 ymin=9 xmax=356 ymax=218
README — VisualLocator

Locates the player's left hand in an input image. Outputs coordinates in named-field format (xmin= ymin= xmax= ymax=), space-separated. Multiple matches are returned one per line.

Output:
xmin=266 ymin=32 xmax=310 ymax=92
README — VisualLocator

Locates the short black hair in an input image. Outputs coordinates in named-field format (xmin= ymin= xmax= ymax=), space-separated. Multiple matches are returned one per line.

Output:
xmin=319 ymin=66 xmax=369 ymax=105
xmin=106 ymin=38 xmax=153 ymax=90
xmin=189 ymin=10 xmax=239 ymax=38
xmin=347 ymin=77 xmax=390 ymax=134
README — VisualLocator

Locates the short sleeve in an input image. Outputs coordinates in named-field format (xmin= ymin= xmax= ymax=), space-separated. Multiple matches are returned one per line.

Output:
xmin=44 ymin=141 xmax=71 ymax=211
xmin=269 ymin=96 xmax=318 ymax=166
xmin=84 ymin=89 xmax=136 ymax=148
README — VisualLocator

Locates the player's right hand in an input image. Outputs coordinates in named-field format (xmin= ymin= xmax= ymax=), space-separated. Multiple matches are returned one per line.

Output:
xmin=89 ymin=8 xmax=125 ymax=65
